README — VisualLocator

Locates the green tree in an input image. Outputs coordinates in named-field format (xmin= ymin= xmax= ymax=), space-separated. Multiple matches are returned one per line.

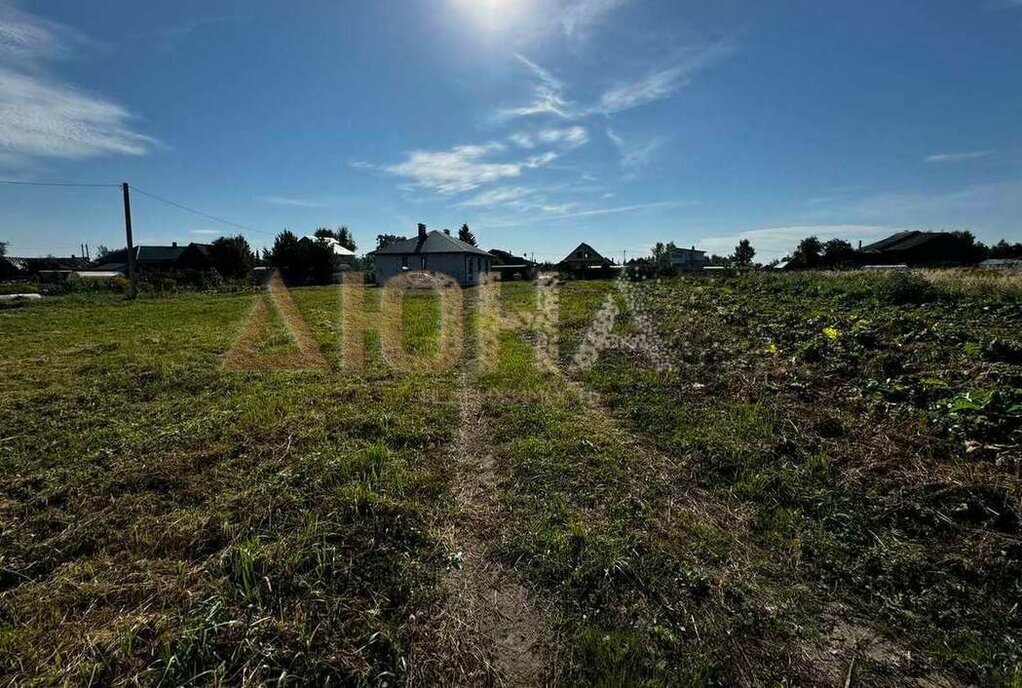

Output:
xmin=821 ymin=238 xmax=855 ymax=266
xmin=949 ymin=230 xmax=988 ymax=264
xmin=651 ymin=241 xmax=679 ymax=273
xmin=314 ymin=226 xmax=357 ymax=251
xmin=376 ymin=234 xmax=407 ymax=249
xmin=458 ymin=223 xmax=477 ymax=246
xmin=210 ymin=235 xmax=255 ymax=280
xmin=0 ymin=241 xmax=7 ymax=257
xmin=302 ymin=238 xmax=338 ymax=284
xmin=267 ymin=230 xmax=302 ymax=280
xmin=94 ymin=245 xmax=111 ymax=259
xmin=732 ymin=239 xmax=756 ymax=267
xmin=990 ymin=239 xmax=1022 ymax=259
xmin=651 ymin=242 xmax=666 ymax=261
xmin=792 ymin=236 xmax=822 ymax=268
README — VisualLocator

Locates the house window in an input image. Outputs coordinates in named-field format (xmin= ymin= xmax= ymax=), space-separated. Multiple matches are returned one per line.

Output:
xmin=421 ymin=256 xmax=427 ymax=270
xmin=401 ymin=256 xmax=409 ymax=268
xmin=467 ymin=256 xmax=474 ymax=281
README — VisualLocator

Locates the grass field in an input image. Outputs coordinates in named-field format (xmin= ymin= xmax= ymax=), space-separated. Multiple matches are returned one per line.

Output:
xmin=1 ymin=270 xmax=1019 ymax=686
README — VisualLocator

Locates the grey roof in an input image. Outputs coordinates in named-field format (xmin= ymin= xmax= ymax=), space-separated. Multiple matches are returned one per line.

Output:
xmin=860 ymin=231 xmax=950 ymax=253
xmin=99 ymin=245 xmax=187 ymax=266
xmin=371 ymin=230 xmax=492 ymax=257
xmin=2 ymin=256 xmax=91 ymax=272
xmin=303 ymin=236 xmax=356 ymax=256
xmin=489 ymin=248 xmax=533 ymax=265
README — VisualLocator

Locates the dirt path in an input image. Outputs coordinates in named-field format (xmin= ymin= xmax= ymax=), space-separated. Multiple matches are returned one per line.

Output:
xmin=435 ymin=375 xmax=557 ymax=686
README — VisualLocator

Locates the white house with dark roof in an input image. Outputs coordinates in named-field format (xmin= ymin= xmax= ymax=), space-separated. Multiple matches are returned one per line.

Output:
xmin=369 ymin=224 xmax=492 ymax=286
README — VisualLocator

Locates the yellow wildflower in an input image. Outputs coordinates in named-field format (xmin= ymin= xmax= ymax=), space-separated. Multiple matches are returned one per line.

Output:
xmin=822 ymin=327 xmax=840 ymax=340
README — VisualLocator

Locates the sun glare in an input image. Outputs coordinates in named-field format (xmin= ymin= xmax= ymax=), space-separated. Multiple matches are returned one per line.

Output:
xmin=452 ymin=0 xmax=537 ymax=34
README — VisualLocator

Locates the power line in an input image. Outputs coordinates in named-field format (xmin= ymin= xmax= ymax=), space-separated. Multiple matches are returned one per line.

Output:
xmin=1 ymin=178 xmax=273 ymax=236
xmin=0 ymin=179 xmax=118 ymax=188
xmin=130 ymin=185 xmax=272 ymax=236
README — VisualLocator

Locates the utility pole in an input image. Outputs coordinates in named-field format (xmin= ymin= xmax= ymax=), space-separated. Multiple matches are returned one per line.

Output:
xmin=122 ymin=182 xmax=138 ymax=299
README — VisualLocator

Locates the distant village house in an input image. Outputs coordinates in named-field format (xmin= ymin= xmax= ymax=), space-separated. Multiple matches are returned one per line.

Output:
xmin=558 ymin=242 xmax=616 ymax=278
xmin=858 ymin=231 xmax=969 ymax=267
xmin=667 ymin=245 xmax=709 ymax=270
xmin=370 ymin=223 xmax=492 ymax=286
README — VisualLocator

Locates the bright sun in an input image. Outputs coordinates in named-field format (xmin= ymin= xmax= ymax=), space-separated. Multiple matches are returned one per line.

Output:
xmin=452 ymin=0 xmax=537 ymax=34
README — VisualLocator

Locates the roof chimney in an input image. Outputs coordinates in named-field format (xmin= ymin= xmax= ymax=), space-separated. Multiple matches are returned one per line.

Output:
xmin=172 ymin=241 xmax=178 ymax=248
xmin=858 ymin=240 xmax=862 ymax=250
xmin=418 ymin=223 xmax=427 ymax=241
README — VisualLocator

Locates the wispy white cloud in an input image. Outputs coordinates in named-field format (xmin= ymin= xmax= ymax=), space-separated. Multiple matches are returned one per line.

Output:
xmin=509 ymin=132 xmax=536 ymax=149
xmin=537 ymin=125 xmax=589 ymax=148
xmin=0 ymin=68 xmax=158 ymax=159
xmin=259 ymin=195 xmax=329 ymax=208
xmin=606 ymin=127 xmax=666 ymax=168
xmin=156 ymin=15 xmax=244 ymax=51
xmin=458 ymin=186 xmax=533 ymax=207
xmin=190 ymin=229 xmax=221 ymax=235
xmin=0 ymin=5 xmax=156 ymax=164
xmin=484 ymin=200 xmax=685 ymax=228
xmin=851 ymin=179 xmax=1022 ymax=218
xmin=382 ymin=142 xmax=558 ymax=195
xmin=500 ymin=53 xmax=572 ymax=120
xmin=510 ymin=125 xmax=589 ymax=150
xmin=539 ymin=202 xmax=582 ymax=214
xmin=560 ymin=0 xmax=630 ymax=39
xmin=595 ymin=42 xmax=735 ymax=114
xmin=557 ymin=200 xmax=684 ymax=218
xmin=502 ymin=42 xmax=734 ymax=123
xmin=0 ymin=2 xmax=84 ymax=64
xmin=924 ymin=150 xmax=993 ymax=163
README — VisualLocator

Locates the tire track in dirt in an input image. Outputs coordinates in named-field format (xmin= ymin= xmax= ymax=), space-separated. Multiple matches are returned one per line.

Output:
xmin=433 ymin=373 xmax=557 ymax=686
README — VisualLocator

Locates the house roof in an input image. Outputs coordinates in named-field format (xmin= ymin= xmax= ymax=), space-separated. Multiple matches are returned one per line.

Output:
xmin=99 ymin=245 xmax=188 ymax=266
xmin=668 ymin=246 xmax=706 ymax=256
xmin=559 ymin=242 xmax=611 ymax=265
xmin=489 ymin=248 xmax=533 ymax=265
xmin=1 ymin=256 xmax=91 ymax=272
xmin=303 ymin=236 xmax=356 ymax=256
xmin=860 ymin=231 xmax=950 ymax=253
xmin=370 ymin=230 xmax=491 ymax=257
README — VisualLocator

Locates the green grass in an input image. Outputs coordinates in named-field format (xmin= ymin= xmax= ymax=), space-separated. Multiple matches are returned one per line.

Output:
xmin=552 ymin=271 xmax=1022 ymax=686
xmin=1 ymin=271 xmax=1019 ymax=685
xmin=0 ymin=288 xmax=464 ymax=685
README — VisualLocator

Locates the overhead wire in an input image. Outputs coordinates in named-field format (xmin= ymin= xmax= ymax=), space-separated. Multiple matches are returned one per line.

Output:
xmin=130 ymin=186 xmax=273 ymax=236
xmin=0 ymin=178 xmax=273 ymax=237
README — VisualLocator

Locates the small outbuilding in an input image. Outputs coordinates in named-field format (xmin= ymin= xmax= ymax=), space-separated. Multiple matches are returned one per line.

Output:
xmin=488 ymin=248 xmax=537 ymax=281
xmin=370 ymin=224 xmax=492 ymax=286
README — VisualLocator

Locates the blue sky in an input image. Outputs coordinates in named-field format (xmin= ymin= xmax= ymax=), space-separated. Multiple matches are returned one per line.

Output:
xmin=1 ymin=0 xmax=1020 ymax=261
